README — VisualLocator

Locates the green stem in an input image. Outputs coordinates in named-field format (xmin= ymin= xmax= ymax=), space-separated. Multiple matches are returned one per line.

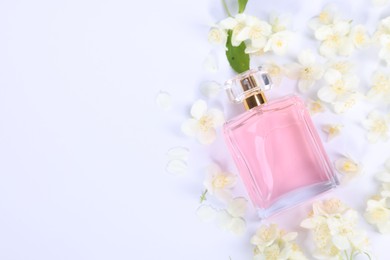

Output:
xmin=200 ymin=189 xmax=208 ymax=203
xmin=363 ymin=252 xmax=372 ymax=260
xmin=344 ymin=250 xmax=349 ymax=260
xmin=221 ymin=0 xmax=232 ymax=17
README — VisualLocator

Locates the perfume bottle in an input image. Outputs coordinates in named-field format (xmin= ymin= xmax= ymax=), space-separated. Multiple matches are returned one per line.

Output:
xmin=223 ymin=67 xmax=339 ymax=219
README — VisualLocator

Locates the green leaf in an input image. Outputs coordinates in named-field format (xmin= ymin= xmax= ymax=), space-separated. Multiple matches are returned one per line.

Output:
xmin=238 ymin=0 xmax=248 ymax=13
xmin=225 ymin=30 xmax=250 ymax=73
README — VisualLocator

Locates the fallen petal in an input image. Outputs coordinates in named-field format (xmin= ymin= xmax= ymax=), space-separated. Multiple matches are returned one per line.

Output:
xmin=155 ymin=91 xmax=172 ymax=110
xmin=196 ymin=205 xmax=217 ymax=222
xmin=166 ymin=147 xmax=189 ymax=161
xmin=200 ymin=81 xmax=222 ymax=98
xmin=228 ymin=217 xmax=246 ymax=235
xmin=203 ymin=53 xmax=219 ymax=73
xmin=166 ymin=159 xmax=187 ymax=176
xmin=216 ymin=210 xmax=232 ymax=230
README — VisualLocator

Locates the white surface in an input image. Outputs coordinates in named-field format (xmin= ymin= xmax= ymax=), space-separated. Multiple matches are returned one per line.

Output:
xmin=0 ymin=0 xmax=389 ymax=259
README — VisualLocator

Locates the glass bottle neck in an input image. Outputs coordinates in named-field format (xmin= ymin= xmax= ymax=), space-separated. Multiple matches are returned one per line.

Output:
xmin=243 ymin=92 xmax=267 ymax=110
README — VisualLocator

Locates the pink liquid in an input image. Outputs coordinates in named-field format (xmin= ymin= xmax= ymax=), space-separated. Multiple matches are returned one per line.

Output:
xmin=224 ymin=95 xmax=338 ymax=218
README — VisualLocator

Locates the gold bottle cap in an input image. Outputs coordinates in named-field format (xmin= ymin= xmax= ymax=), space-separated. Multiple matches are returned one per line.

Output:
xmin=225 ymin=67 xmax=273 ymax=110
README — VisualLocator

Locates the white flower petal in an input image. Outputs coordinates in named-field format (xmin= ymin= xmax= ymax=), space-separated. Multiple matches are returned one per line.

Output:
xmin=307 ymin=99 xmax=326 ymax=115
xmin=285 ymin=63 xmax=301 ymax=79
xmin=334 ymin=157 xmax=360 ymax=175
xmin=227 ymin=197 xmax=248 ymax=217
xmin=351 ymin=25 xmax=370 ymax=48
xmin=308 ymin=18 xmax=322 ymax=31
xmin=364 ymin=110 xmax=390 ymax=143
xmin=381 ymin=190 xmax=390 ymax=198
xmin=315 ymin=25 xmax=333 ymax=41
xmin=197 ymin=128 xmax=216 ymax=145
xmin=196 ymin=205 xmax=217 ymax=222
xmin=190 ymin=99 xmax=207 ymax=119
xmin=298 ymin=79 xmax=314 ymax=92
xmin=319 ymin=41 xmax=336 ymax=57
xmin=156 ymin=91 xmax=172 ymax=110
xmin=365 ymin=199 xmax=390 ymax=228
xmin=203 ymin=53 xmax=218 ymax=73
xmin=385 ymin=158 xmax=390 ymax=170
xmin=207 ymin=108 xmax=225 ymax=127
xmin=322 ymin=124 xmax=343 ymax=141
xmin=378 ymin=221 xmax=390 ymax=234
xmin=269 ymin=13 xmax=290 ymax=32
xmin=282 ymin=232 xmax=297 ymax=241
xmin=166 ymin=146 xmax=189 ymax=161
xmin=300 ymin=218 xmax=315 ymax=229
xmin=214 ymin=189 xmax=234 ymax=202
xmin=367 ymin=131 xmax=381 ymax=143
xmin=228 ymin=217 xmax=246 ymax=235
xmin=311 ymin=66 xmax=325 ymax=80
xmin=244 ymin=44 xmax=263 ymax=54
xmin=216 ymin=210 xmax=233 ymax=230
xmin=166 ymin=159 xmax=187 ymax=176
xmin=200 ymin=81 xmax=222 ymax=98
xmin=334 ymin=101 xmax=350 ymax=114
xmin=181 ymin=118 xmax=199 ymax=137
xmin=298 ymin=49 xmax=316 ymax=65
xmin=215 ymin=190 xmax=234 ymax=202
xmin=324 ymin=69 xmax=342 ymax=84
xmin=376 ymin=171 xmax=390 ymax=182
xmin=265 ymin=31 xmax=291 ymax=55
xmin=251 ymin=36 xmax=267 ymax=49
xmin=332 ymin=235 xmax=350 ymax=250
xmin=372 ymin=0 xmax=389 ymax=6
xmin=338 ymin=37 xmax=355 ymax=56
xmin=206 ymin=163 xmax=221 ymax=176
xmin=208 ymin=27 xmax=227 ymax=45
xmin=234 ymin=26 xmax=250 ymax=44
xmin=318 ymin=86 xmax=337 ymax=103
xmin=219 ymin=17 xmax=238 ymax=30
xmin=334 ymin=20 xmax=351 ymax=36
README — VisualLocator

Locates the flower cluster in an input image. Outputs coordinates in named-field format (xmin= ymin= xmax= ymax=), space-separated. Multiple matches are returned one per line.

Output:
xmin=197 ymin=163 xmax=247 ymax=235
xmin=301 ymin=199 xmax=371 ymax=259
xmin=365 ymin=158 xmax=390 ymax=234
xmin=367 ymin=70 xmax=390 ymax=104
xmin=287 ymin=50 xmax=363 ymax=113
xmin=363 ymin=110 xmax=390 ymax=143
xmin=374 ymin=17 xmax=390 ymax=65
xmin=181 ymin=99 xmax=225 ymax=145
xmin=309 ymin=5 xmax=370 ymax=57
xmin=287 ymin=50 xmax=324 ymax=92
xmin=197 ymin=197 xmax=248 ymax=235
xmin=317 ymin=60 xmax=363 ymax=114
xmin=251 ymin=224 xmax=307 ymax=260
xmin=209 ymin=13 xmax=293 ymax=55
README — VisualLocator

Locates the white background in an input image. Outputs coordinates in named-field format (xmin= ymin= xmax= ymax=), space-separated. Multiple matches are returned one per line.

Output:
xmin=0 ymin=0 xmax=389 ymax=259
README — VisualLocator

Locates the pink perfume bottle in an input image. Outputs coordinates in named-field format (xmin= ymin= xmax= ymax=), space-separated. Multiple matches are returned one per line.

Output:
xmin=223 ymin=67 xmax=338 ymax=218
